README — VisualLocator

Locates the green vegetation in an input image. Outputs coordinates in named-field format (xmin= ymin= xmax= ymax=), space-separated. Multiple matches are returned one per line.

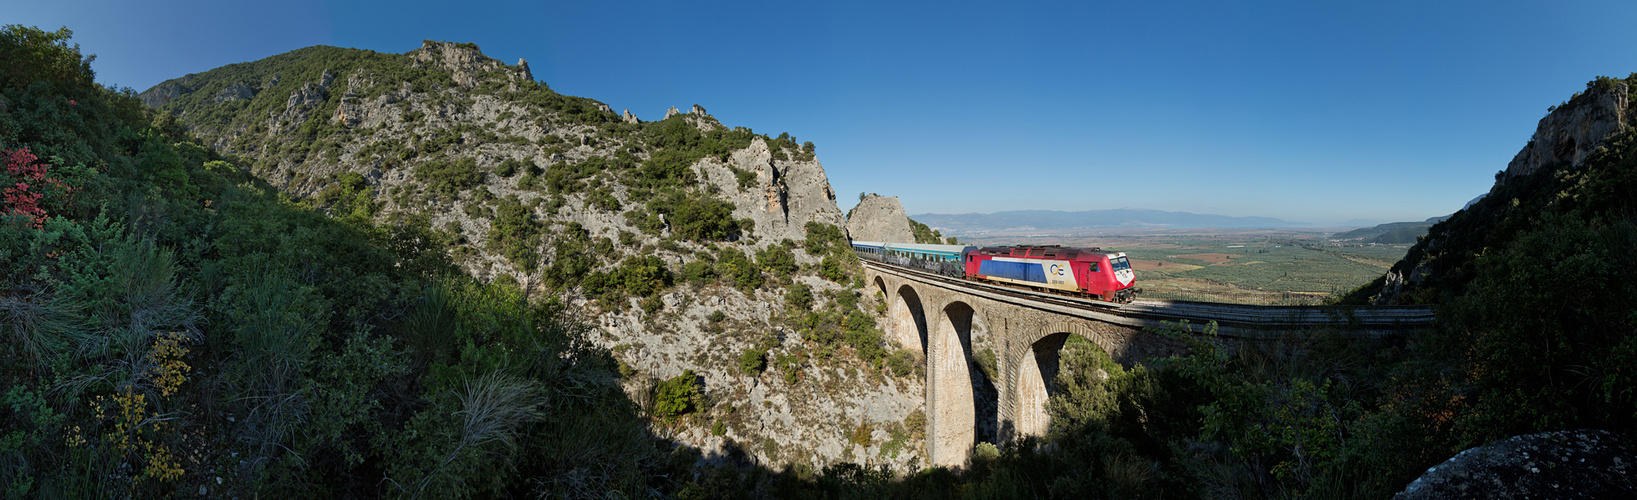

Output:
xmin=653 ymin=370 xmax=703 ymax=423
xmin=1331 ymin=219 xmax=1440 ymax=244
xmin=485 ymin=195 xmax=541 ymax=272
xmin=738 ymin=348 xmax=767 ymax=375
xmin=35 ymin=23 xmax=1637 ymax=499
xmin=581 ymin=255 xmax=672 ymax=309
xmin=0 ymin=27 xmax=679 ymax=497
xmin=908 ymin=217 xmax=944 ymax=244
xmin=414 ymin=156 xmax=483 ymax=197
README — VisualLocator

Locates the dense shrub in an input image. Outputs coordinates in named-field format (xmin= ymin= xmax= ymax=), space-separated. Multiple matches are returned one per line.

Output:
xmin=486 ymin=195 xmax=541 ymax=273
xmin=414 ymin=157 xmax=483 ymax=197
xmin=714 ymin=246 xmax=762 ymax=292
xmin=653 ymin=370 xmax=702 ymax=423
xmin=785 ymin=282 xmax=813 ymax=311
xmin=739 ymin=348 xmax=767 ymax=375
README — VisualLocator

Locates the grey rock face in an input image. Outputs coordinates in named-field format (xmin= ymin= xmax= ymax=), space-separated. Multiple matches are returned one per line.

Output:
xmin=665 ymin=106 xmax=682 ymax=119
xmin=1501 ymin=82 xmax=1629 ymax=187
xmin=212 ymin=82 xmax=255 ymax=103
xmin=623 ymin=108 xmax=639 ymax=124
xmin=846 ymin=194 xmax=916 ymax=243
xmin=1397 ymin=429 xmax=1635 ymax=500
xmin=516 ymin=58 xmax=532 ymax=82
xmin=691 ymin=104 xmax=708 ymax=116
xmin=411 ymin=40 xmax=531 ymax=89
xmin=695 ymin=138 xmax=847 ymax=248
xmin=140 ymin=82 xmax=183 ymax=108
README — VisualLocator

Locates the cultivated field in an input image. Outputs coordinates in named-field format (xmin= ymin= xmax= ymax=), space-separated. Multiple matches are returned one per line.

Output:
xmin=957 ymin=230 xmax=1410 ymax=304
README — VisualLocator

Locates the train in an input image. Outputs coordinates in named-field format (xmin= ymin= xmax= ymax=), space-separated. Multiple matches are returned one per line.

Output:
xmin=850 ymin=240 xmax=1143 ymax=303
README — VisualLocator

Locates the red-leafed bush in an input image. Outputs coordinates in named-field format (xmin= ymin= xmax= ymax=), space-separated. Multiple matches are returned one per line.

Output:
xmin=2 ymin=148 xmax=76 ymax=228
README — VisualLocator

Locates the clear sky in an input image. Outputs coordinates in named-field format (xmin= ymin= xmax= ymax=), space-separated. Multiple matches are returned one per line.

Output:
xmin=13 ymin=0 xmax=1637 ymax=225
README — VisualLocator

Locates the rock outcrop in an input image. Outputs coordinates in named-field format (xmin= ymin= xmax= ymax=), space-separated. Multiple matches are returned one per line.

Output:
xmin=623 ymin=108 xmax=639 ymax=124
xmin=695 ymin=138 xmax=847 ymax=248
xmin=846 ymin=194 xmax=916 ymax=243
xmin=1500 ymin=81 xmax=1631 ymax=187
xmin=139 ymin=80 xmax=184 ymax=108
xmin=516 ymin=58 xmax=532 ymax=82
xmin=411 ymin=40 xmax=532 ymax=89
xmin=1377 ymin=79 xmax=1636 ymax=305
xmin=1396 ymin=429 xmax=1636 ymax=499
xmin=665 ymin=106 xmax=682 ymax=119
xmin=212 ymin=82 xmax=255 ymax=103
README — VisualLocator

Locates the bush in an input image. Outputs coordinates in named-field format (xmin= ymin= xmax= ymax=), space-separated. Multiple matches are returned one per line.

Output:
xmin=654 ymin=370 xmax=702 ymax=423
xmin=887 ymin=350 xmax=918 ymax=377
xmin=486 ymin=196 xmax=541 ymax=273
xmin=819 ymin=256 xmax=848 ymax=283
xmin=757 ymin=244 xmax=797 ymax=277
xmin=803 ymin=221 xmax=847 ymax=256
xmin=682 ymin=259 xmax=716 ymax=286
xmin=494 ymin=158 xmax=522 ymax=177
xmin=739 ymin=348 xmax=766 ymax=375
xmin=786 ymin=282 xmax=813 ymax=311
xmin=414 ymin=157 xmax=483 ymax=197
xmin=848 ymin=421 xmax=873 ymax=447
xmin=716 ymin=247 xmax=763 ymax=292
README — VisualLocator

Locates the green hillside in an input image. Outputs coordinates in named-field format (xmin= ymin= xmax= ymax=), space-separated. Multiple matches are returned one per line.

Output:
xmin=9 ymin=24 xmax=1636 ymax=499
xmin=0 ymin=26 xmax=678 ymax=497
xmin=1330 ymin=218 xmax=1444 ymax=244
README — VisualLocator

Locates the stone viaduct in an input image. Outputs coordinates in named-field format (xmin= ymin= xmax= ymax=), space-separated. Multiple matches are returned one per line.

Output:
xmin=862 ymin=261 xmax=1433 ymax=468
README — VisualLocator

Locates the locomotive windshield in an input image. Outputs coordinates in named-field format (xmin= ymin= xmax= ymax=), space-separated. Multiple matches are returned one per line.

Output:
xmin=1111 ymin=256 xmax=1131 ymax=272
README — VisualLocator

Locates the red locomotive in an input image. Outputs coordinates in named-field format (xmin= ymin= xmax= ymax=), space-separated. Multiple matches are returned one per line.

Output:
xmin=852 ymin=241 xmax=1141 ymax=303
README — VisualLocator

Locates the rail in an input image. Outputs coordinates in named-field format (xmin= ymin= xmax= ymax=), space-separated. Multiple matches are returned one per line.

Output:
xmin=864 ymin=260 xmax=1435 ymax=339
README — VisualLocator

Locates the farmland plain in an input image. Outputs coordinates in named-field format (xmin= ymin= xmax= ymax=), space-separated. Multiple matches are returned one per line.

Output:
xmin=955 ymin=229 xmax=1409 ymax=304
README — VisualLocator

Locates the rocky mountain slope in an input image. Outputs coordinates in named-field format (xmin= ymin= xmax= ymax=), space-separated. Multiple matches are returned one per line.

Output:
xmin=844 ymin=194 xmax=915 ymax=243
xmin=1368 ymin=76 xmax=1637 ymax=305
xmin=143 ymin=41 xmax=926 ymax=470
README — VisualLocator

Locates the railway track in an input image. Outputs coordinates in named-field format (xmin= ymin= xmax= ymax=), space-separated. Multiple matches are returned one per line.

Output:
xmin=864 ymin=261 xmax=1435 ymax=338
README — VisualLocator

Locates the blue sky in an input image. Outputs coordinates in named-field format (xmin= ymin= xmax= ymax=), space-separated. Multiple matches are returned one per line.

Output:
xmin=13 ymin=0 xmax=1637 ymax=225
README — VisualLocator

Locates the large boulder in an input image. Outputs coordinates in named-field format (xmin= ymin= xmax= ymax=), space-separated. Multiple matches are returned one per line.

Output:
xmin=846 ymin=194 xmax=915 ymax=243
xmin=1396 ymin=429 xmax=1636 ymax=499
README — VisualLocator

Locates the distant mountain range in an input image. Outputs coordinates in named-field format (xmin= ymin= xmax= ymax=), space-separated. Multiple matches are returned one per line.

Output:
xmin=908 ymin=209 xmax=1309 ymax=234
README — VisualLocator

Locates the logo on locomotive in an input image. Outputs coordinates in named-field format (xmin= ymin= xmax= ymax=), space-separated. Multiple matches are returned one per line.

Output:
xmin=1049 ymin=264 xmax=1066 ymax=276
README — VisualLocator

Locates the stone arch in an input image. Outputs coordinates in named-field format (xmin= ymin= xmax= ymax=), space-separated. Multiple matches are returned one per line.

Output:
xmin=1014 ymin=332 xmax=1070 ymax=440
xmin=889 ymin=285 xmax=928 ymax=352
xmin=928 ymin=300 xmax=999 ymax=467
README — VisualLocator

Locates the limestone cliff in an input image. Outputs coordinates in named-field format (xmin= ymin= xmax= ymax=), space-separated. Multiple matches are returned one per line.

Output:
xmin=1499 ymin=79 xmax=1632 ymax=186
xmin=845 ymin=194 xmax=915 ymax=243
